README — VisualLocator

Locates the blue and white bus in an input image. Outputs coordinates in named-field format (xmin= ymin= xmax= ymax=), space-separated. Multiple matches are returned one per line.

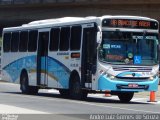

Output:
xmin=1 ymin=16 xmax=159 ymax=102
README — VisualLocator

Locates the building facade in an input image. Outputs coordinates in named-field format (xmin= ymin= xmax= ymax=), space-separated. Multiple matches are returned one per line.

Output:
xmin=0 ymin=0 xmax=160 ymax=35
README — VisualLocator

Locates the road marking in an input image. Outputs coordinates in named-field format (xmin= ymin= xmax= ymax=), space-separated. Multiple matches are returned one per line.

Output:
xmin=0 ymin=104 xmax=48 ymax=114
xmin=0 ymin=92 xmax=160 ymax=114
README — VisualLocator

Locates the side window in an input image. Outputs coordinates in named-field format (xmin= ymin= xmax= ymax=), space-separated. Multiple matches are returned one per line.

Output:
xmin=11 ymin=32 xmax=19 ymax=52
xmin=59 ymin=27 xmax=70 ymax=51
xmin=50 ymin=28 xmax=60 ymax=51
xmin=3 ymin=32 xmax=11 ymax=52
xmin=70 ymin=26 xmax=82 ymax=50
xmin=19 ymin=31 xmax=28 ymax=52
xmin=28 ymin=30 xmax=38 ymax=52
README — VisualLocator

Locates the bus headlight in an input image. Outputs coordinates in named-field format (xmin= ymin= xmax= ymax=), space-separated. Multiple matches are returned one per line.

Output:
xmin=99 ymin=70 xmax=116 ymax=80
xmin=106 ymin=74 xmax=115 ymax=80
xmin=149 ymin=76 xmax=154 ymax=80
xmin=149 ymin=75 xmax=157 ymax=81
xmin=110 ymin=75 xmax=115 ymax=80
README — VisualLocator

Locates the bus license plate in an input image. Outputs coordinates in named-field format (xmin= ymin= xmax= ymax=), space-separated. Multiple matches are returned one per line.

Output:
xmin=128 ymin=84 xmax=139 ymax=88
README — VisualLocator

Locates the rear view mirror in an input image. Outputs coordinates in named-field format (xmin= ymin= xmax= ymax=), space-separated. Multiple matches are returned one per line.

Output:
xmin=97 ymin=31 xmax=102 ymax=43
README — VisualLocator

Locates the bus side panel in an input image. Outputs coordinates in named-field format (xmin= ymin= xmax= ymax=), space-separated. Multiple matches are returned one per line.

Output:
xmin=45 ymin=56 xmax=59 ymax=88
xmin=2 ymin=55 xmax=37 ymax=86
xmin=2 ymin=52 xmax=14 ymax=83
xmin=27 ymin=54 xmax=37 ymax=86
xmin=2 ymin=53 xmax=22 ymax=84
xmin=46 ymin=55 xmax=71 ymax=89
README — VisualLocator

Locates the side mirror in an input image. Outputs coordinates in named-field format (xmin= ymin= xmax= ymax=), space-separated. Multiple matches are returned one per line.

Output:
xmin=97 ymin=31 xmax=102 ymax=43
xmin=158 ymin=44 xmax=160 ymax=62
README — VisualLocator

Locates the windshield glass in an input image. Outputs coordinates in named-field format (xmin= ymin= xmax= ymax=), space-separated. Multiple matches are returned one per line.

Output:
xmin=99 ymin=31 xmax=159 ymax=65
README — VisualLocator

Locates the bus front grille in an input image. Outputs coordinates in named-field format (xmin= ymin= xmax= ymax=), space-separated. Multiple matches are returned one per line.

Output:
xmin=112 ymin=66 xmax=152 ymax=72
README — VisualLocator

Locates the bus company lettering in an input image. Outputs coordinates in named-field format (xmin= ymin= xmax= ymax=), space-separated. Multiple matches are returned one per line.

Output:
xmin=111 ymin=19 xmax=150 ymax=27
xmin=111 ymin=45 xmax=121 ymax=49
xmin=57 ymin=52 xmax=69 ymax=56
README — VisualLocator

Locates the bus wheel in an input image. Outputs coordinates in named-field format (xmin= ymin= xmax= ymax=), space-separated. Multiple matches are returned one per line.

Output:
xmin=59 ymin=89 xmax=69 ymax=97
xmin=69 ymin=76 xmax=80 ymax=99
xmin=30 ymin=86 xmax=39 ymax=95
xmin=20 ymin=72 xmax=38 ymax=95
xmin=69 ymin=76 xmax=88 ymax=100
xmin=118 ymin=92 xmax=134 ymax=103
xmin=81 ymin=90 xmax=88 ymax=100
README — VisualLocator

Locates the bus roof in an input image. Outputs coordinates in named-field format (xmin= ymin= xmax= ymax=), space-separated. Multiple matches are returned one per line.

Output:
xmin=3 ymin=15 xmax=158 ymax=32
xmin=3 ymin=16 xmax=99 ymax=31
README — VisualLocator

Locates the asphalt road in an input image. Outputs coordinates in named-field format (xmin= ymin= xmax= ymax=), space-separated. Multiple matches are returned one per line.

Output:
xmin=0 ymin=82 xmax=160 ymax=120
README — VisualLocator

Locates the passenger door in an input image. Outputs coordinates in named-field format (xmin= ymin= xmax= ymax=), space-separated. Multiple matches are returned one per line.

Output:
xmin=37 ymin=31 xmax=49 ymax=87
xmin=81 ymin=24 xmax=97 ymax=88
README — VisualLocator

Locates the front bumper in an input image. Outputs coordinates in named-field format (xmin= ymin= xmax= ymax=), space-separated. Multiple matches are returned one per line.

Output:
xmin=98 ymin=75 xmax=159 ymax=92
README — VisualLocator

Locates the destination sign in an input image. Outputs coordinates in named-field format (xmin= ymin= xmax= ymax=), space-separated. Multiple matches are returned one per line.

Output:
xmin=102 ymin=19 xmax=158 ymax=30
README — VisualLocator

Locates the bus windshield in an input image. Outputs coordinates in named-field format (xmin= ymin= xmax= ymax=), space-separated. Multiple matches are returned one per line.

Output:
xmin=99 ymin=31 xmax=159 ymax=65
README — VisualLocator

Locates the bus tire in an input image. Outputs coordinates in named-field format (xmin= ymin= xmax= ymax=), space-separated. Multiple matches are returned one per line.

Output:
xmin=69 ymin=75 xmax=88 ymax=100
xmin=81 ymin=90 xmax=88 ymax=100
xmin=30 ymin=86 xmax=39 ymax=95
xmin=118 ymin=92 xmax=134 ymax=103
xmin=59 ymin=89 xmax=69 ymax=97
xmin=20 ymin=72 xmax=38 ymax=95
